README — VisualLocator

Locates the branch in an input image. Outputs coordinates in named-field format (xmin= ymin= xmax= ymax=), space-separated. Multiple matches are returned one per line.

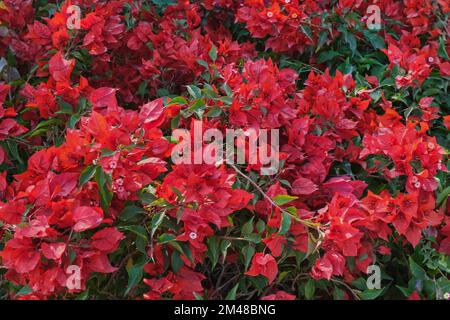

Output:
xmin=228 ymin=162 xmax=322 ymax=231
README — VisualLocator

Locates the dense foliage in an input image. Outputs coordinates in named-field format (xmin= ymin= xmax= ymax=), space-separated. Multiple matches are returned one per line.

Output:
xmin=0 ymin=0 xmax=449 ymax=300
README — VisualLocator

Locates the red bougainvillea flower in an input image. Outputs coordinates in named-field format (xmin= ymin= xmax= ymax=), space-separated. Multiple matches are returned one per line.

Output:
xmin=261 ymin=291 xmax=296 ymax=300
xmin=311 ymin=251 xmax=346 ymax=281
xmin=245 ymin=253 xmax=278 ymax=284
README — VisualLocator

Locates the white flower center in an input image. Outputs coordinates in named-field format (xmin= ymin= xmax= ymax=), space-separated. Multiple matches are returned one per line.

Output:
xmin=189 ymin=232 xmax=198 ymax=240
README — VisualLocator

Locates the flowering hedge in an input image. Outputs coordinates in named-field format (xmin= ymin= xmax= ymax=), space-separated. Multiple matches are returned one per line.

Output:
xmin=0 ymin=0 xmax=449 ymax=300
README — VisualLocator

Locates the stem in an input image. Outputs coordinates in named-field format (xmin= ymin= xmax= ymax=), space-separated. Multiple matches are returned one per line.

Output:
xmin=331 ymin=278 xmax=361 ymax=300
xmin=227 ymin=162 xmax=321 ymax=230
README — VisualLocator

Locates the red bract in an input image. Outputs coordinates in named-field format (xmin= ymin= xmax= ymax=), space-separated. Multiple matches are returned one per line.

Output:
xmin=73 ymin=206 xmax=104 ymax=232
xmin=91 ymin=228 xmax=124 ymax=253
xmin=311 ymin=251 xmax=346 ymax=281
xmin=245 ymin=253 xmax=278 ymax=284
xmin=49 ymin=51 xmax=75 ymax=84
xmin=261 ymin=291 xmax=296 ymax=300
xmin=143 ymin=266 xmax=205 ymax=300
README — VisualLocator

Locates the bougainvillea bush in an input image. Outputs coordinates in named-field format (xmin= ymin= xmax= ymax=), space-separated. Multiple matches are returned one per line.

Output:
xmin=0 ymin=0 xmax=449 ymax=300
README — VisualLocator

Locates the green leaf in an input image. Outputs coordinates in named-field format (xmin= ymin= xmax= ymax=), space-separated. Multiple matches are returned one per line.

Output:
xmin=316 ymin=30 xmax=328 ymax=52
xmin=193 ymin=292 xmax=204 ymax=300
xmin=119 ymin=225 xmax=148 ymax=241
xmin=209 ymin=45 xmax=218 ymax=62
xmin=285 ymin=206 xmax=298 ymax=217
xmin=409 ymin=257 xmax=427 ymax=280
xmin=186 ymin=85 xmax=202 ymax=99
xmin=125 ymin=261 xmax=146 ymax=296
xmin=225 ymin=283 xmax=239 ymax=300
xmin=16 ymin=285 xmax=33 ymax=296
xmin=305 ymin=279 xmax=315 ymax=299
xmin=273 ymin=194 xmax=298 ymax=206
xmin=243 ymin=234 xmax=261 ymax=244
xmin=333 ymin=287 xmax=345 ymax=300
xmin=317 ymin=51 xmax=341 ymax=64
xmin=364 ymin=30 xmax=386 ymax=49
xmin=138 ymin=81 xmax=148 ymax=98
xmin=5 ymin=140 xmax=23 ymax=164
xmin=396 ymin=285 xmax=414 ymax=297
xmin=171 ymin=251 xmax=184 ymax=273
xmin=99 ymin=148 xmax=117 ymax=158
xmin=345 ymin=32 xmax=357 ymax=55
xmin=167 ymin=96 xmax=188 ymax=106
xmin=136 ymin=236 xmax=147 ymax=254
xmin=221 ymin=83 xmax=233 ymax=97
xmin=188 ymin=98 xmax=205 ymax=111
xmin=27 ymin=128 xmax=47 ymax=138
xmin=256 ymin=219 xmax=266 ymax=233
xmin=77 ymin=97 xmax=89 ymax=113
xmin=151 ymin=213 xmax=166 ymax=236
xmin=197 ymin=59 xmax=209 ymax=69
xmin=75 ymin=289 xmax=90 ymax=300
xmin=216 ymin=96 xmax=232 ymax=105
xmin=241 ymin=217 xmax=254 ymax=236
xmin=242 ymin=245 xmax=255 ymax=270
xmin=351 ymin=277 xmax=368 ymax=291
xmin=68 ymin=113 xmax=81 ymax=129
xmin=56 ymin=100 xmax=74 ymax=114
xmin=95 ymin=166 xmax=113 ymax=212
xmin=437 ymin=186 xmax=450 ymax=207
xmin=220 ymin=239 xmax=231 ymax=263
xmin=158 ymin=233 xmax=176 ymax=244
xmin=79 ymin=165 xmax=97 ymax=187
xmin=438 ymin=36 xmax=450 ymax=60
xmin=300 ymin=25 xmax=313 ymax=41
xmin=205 ymin=107 xmax=222 ymax=118
xmin=119 ymin=205 xmax=145 ymax=222
xmin=25 ymin=118 xmax=61 ymax=136
xmin=207 ymin=237 xmax=219 ymax=269
xmin=359 ymin=288 xmax=384 ymax=300
xmin=279 ymin=212 xmax=292 ymax=235
xmin=151 ymin=0 xmax=177 ymax=6
xmin=171 ymin=114 xmax=181 ymax=129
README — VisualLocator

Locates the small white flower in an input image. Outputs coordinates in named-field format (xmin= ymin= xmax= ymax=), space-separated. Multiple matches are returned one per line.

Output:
xmin=266 ymin=11 xmax=273 ymax=18
xmin=428 ymin=56 xmax=434 ymax=63
xmin=109 ymin=161 xmax=117 ymax=169
xmin=285 ymin=0 xmax=291 ymax=3
xmin=189 ymin=232 xmax=198 ymax=240
xmin=411 ymin=176 xmax=419 ymax=183
xmin=414 ymin=182 xmax=421 ymax=188
xmin=90 ymin=200 xmax=99 ymax=207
